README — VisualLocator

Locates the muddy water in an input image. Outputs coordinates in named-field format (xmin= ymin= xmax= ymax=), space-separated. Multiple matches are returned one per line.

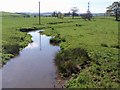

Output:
xmin=2 ymin=30 xmax=61 ymax=88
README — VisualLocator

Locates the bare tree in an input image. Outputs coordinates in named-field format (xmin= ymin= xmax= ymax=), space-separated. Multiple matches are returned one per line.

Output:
xmin=70 ymin=7 xmax=79 ymax=19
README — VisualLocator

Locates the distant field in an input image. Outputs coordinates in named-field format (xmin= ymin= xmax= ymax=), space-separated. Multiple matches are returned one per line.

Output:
xmin=1 ymin=12 xmax=119 ymax=88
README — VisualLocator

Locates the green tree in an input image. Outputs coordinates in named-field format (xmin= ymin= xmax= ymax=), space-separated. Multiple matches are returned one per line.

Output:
xmin=57 ymin=12 xmax=64 ymax=19
xmin=106 ymin=1 xmax=120 ymax=21
xmin=70 ymin=7 xmax=79 ymax=19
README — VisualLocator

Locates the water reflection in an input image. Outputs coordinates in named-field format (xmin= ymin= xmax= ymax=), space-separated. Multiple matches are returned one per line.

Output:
xmin=39 ymin=31 xmax=41 ymax=51
xmin=0 ymin=69 xmax=2 ymax=89
xmin=26 ymin=42 xmax=39 ymax=49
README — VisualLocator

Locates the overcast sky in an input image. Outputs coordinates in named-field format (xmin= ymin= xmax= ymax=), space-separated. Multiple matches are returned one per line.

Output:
xmin=0 ymin=0 xmax=118 ymax=13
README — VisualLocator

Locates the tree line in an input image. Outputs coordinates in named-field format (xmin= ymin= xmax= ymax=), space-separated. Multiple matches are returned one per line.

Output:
xmin=52 ymin=7 xmax=93 ymax=20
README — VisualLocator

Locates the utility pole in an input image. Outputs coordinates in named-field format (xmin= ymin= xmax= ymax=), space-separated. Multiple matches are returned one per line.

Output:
xmin=88 ymin=2 xmax=90 ymax=11
xmin=86 ymin=2 xmax=92 ymax=21
xmin=39 ymin=1 xmax=41 ymax=25
xmin=87 ymin=2 xmax=90 ymax=13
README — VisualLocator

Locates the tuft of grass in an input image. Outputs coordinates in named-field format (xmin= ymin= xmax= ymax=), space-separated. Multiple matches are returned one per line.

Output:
xmin=3 ymin=43 xmax=20 ymax=55
xmin=50 ymin=34 xmax=65 ymax=45
xmin=55 ymin=48 xmax=91 ymax=77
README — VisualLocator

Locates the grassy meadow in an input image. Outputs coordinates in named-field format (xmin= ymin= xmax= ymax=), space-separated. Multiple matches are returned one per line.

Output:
xmin=1 ymin=12 xmax=119 ymax=88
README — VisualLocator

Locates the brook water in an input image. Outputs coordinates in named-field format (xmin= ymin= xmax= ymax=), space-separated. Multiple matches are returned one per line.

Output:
xmin=2 ymin=30 xmax=62 ymax=88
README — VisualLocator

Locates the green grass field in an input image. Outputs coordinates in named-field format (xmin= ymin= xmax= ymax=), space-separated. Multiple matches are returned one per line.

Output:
xmin=1 ymin=12 xmax=119 ymax=88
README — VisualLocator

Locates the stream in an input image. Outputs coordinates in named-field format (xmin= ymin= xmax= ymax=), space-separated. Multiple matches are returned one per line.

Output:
xmin=2 ymin=30 xmax=62 ymax=88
